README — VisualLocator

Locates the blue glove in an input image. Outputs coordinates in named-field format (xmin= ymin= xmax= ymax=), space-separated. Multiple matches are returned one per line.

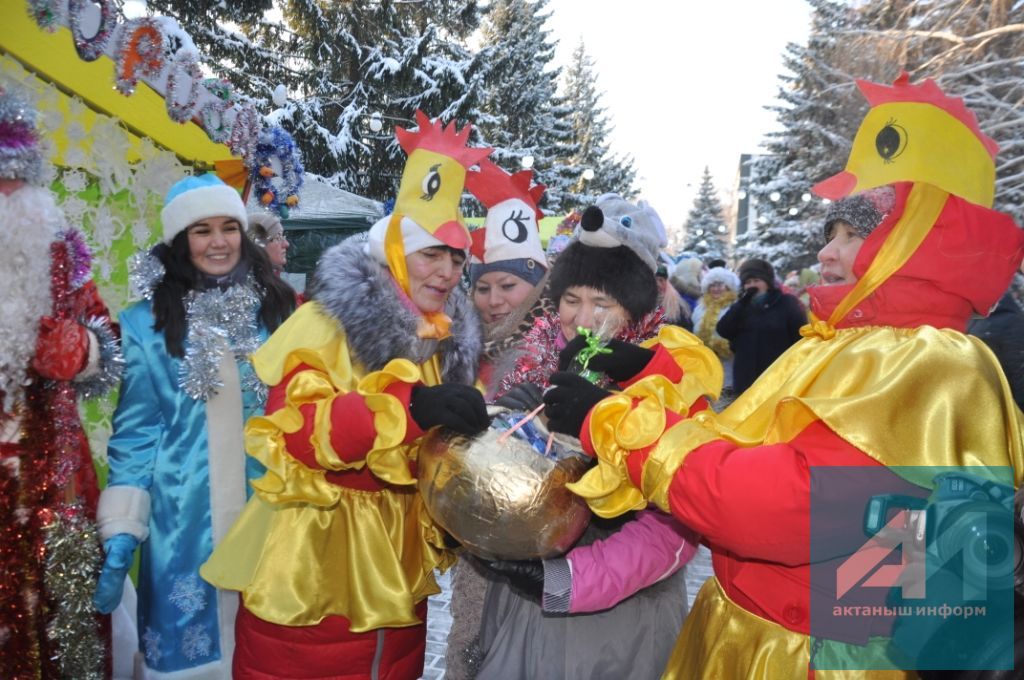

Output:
xmin=93 ymin=533 xmax=138 ymax=614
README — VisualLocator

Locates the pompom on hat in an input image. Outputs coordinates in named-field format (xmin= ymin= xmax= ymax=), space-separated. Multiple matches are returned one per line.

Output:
xmin=161 ymin=174 xmax=247 ymax=244
xmin=0 ymin=86 xmax=43 ymax=185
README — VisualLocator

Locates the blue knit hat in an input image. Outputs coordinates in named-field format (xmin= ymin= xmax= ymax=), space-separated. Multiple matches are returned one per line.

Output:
xmin=161 ymin=174 xmax=247 ymax=244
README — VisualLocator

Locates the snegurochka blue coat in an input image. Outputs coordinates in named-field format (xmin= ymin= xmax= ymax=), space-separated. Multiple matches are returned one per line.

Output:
xmin=99 ymin=294 xmax=269 ymax=678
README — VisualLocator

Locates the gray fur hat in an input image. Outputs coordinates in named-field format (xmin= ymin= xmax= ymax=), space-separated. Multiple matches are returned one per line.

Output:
xmin=247 ymin=211 xmax=284 ymax=247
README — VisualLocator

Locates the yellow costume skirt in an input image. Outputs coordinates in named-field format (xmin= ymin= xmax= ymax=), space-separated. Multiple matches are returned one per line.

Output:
xmin=661 ymin=578 xmax=916 ymax=680
xmin=201 ymin=483 xmax=451 ymax=633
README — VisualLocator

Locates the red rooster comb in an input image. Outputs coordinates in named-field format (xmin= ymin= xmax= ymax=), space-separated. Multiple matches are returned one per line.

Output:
xmin=464 ymin=158 xmax=546 ymax=221
xmin=395 ymin=110 xmax=493 ymax=169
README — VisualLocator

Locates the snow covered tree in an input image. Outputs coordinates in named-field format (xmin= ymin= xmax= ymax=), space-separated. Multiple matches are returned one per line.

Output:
xmin=560 ymin=40 xmax=637 ymax=206
xmin=474 ymin=0 xmax=579 ymax=213
xmin=855 ymin=0 xmax=1024 ymax=224
xmin=150 ymin=0 xmax=488 ymax=202
xmin=738 ymin=0 xmax=1024 ymax=271
xmin=682 ymin=167 xmax=729 ymax=259
xmin=735 ymin=0 xmax=883 ymax=272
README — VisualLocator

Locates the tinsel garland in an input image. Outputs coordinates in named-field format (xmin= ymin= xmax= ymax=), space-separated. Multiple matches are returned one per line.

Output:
xmin=41 ymin=504 xmax=104 ymax=680
xmin=199 ymin=79 xmax=234 ymax=144
xmin=26 ymin=0 xmax=65 ymax=32
xmin=165 ymin=50 xmax=203 ymax=124
xmin=59 ymin=229 xmax=93 ymax=290
xmin=227 ymin=102 xmax=262 ymax=166
xmin=181 ymin=279 xmax=265 ymax=402
xmin=128 ymin=253 xmax=266 ymax=402
xmin=114 ymin=18 xmax=167 ymax=96
xmin=0 ymin=90 xmax=43 ymax=186
xmin=76 ymin=315 xmax=126 ymax=401
xmin=68 ymin=0 xmax=116 ymax=62
xmin=250 ymin=126 xmax=305 ymax=218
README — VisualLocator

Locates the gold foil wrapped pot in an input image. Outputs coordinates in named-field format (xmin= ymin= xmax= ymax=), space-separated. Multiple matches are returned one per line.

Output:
xmin=417 ymin=408 xmax=592 ymax=560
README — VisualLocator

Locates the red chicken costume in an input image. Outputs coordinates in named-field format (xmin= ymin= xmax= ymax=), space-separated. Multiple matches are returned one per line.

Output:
xmin=561 ymin=74 xmax=1024 ymax=678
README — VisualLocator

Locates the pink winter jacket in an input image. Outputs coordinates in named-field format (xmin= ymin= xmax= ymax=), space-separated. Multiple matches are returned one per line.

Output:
xmin=541 ymin=508 xmax=700 ymax=613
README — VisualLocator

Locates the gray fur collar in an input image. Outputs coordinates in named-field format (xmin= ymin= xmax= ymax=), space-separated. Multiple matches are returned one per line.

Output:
xmin=308 ymin=234 xmax=482 ymax=385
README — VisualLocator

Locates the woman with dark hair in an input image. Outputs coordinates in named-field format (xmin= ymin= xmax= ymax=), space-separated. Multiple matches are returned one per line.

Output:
xmin=93 ymin=174 xmax=296 ymax=678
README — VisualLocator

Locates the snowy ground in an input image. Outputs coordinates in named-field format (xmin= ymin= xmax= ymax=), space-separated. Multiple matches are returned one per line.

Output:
xmin=419 ymin=545 xmax=716 ymax=679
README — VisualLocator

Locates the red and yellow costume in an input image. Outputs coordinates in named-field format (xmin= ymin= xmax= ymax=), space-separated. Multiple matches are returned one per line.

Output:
xmin=565 ymin=76 xmax=1024 ymax=679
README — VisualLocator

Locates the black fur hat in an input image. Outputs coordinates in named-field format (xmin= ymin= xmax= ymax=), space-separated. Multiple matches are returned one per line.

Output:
xmin=548 ymin=240 xmax=659 ymax=321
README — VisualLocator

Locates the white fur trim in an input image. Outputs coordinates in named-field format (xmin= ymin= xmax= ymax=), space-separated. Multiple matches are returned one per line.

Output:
xmin=73 ymin=329 xmax=101 ymax=381
xmin=161 ymin=185 xmax=247 ymax=244
xmin=97 ymin=485 xmax=151 ymax=541
xmin=366 ymin=214 xmax=447 ymax=265
xmin=700 ymin=266 xmax=741 ymax=294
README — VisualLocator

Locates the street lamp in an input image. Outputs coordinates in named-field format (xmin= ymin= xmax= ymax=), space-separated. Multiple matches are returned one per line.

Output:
xmin=582 ymin=168 xmax=595 ymax=181
xmin=521 ymin=155 xmax=534 ymax=169
xmin=367 ymin=112 xmax=383 ymax=133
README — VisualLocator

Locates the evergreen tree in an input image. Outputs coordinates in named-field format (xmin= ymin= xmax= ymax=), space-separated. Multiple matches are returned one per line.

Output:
xmin=150 ymin=0 xmax=487 ymax=202
xmin=560 ymin=40 xmax=637 ymax=206
xmin=682 ymin=167 xmax=729 ymax=260
xmin=475 ymin=0 xmax=579 ymax=213
xmin=735 ymin=0 xmax=879 ymax=272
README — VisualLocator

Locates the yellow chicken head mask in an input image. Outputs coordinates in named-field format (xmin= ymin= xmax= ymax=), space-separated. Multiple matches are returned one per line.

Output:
xmin=813 ymin=73 xmax=999 ymax=208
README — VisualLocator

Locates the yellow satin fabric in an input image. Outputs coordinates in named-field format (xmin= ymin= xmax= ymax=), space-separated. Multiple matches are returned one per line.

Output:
xmin=574 ymin=324 xmax=1024 ymax=518
xmin=565 ymin=326 xmax=724 ymax=516
xmin=200 ymin=302 xmax=455 ymax=631
xmin=663 ymin=578 xmax=915 ymax=680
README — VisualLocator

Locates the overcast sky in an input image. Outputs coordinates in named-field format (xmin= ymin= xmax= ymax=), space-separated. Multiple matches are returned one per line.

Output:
xmin=544 ymin=0 xmax=813 ymax=237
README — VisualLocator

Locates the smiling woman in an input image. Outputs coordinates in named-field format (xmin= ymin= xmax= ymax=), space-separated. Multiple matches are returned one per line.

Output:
xmin=187 ymin=215 xmax=242 ymax=276
xmin=96 ymin=173 xmax=297 ymax=678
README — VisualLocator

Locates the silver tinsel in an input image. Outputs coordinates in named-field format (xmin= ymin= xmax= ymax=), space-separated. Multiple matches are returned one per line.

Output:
xmin=0 ymin=88 xmax=43 ymax=185
xmin=181 ymin=278 xmax=265 ymax=402
xmin=128 ymin=251 xmax=165 ymax=301
xmin=75 ymin=315 xmax=125 ymax=401
xmin=128 ymin=253 xmax=267 ymax=402
xmin=42 ymin=504 xmax=104 ymax=680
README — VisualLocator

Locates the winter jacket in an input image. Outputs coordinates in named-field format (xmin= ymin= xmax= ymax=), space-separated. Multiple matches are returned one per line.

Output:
xmin=470 ymin=323 xmax=719 ymax=680
xmin=715 ymin=287 xmax=806 ymax=393
xmin=543 ymin=508 xmax=700 ymax=614
xmin=201 ymin=234 xmax=481 ymax=680
xmin=567 ymin=183 xmax=1024 ymax=679
xmin=968 ymin=292 xmax=1024 ymax=410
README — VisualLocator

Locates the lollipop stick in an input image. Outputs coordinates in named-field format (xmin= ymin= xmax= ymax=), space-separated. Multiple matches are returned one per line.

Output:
xmin=543 ymin=431 xmax=555 ymax=457
xmin=497 ymin=403 xmax=545 ymax=444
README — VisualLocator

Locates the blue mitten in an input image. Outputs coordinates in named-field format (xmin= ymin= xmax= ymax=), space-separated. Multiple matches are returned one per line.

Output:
xmin=93 ymin=533 xmax=138 ymax=614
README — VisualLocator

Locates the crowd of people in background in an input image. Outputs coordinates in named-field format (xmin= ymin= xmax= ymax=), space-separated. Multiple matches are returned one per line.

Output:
xmin=4 ymin=74 xmax=1024 ymax=680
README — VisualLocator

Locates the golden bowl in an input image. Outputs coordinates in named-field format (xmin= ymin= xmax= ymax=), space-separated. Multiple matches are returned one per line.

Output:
xmin=417 ymin=413 xmax=592 ymax=561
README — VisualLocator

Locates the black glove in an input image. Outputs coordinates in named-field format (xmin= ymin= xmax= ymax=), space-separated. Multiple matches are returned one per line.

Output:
xmin=495 ymin=382 xmax=544 ymax=412
xmin=542 ymin=372 xmax=612 ymax=437
xmin=738 ymin=286 xmax=758 ymax=305
xmin=481 ymin=558 xmax=545 ymax=600
xmin=559 ymin=337 xmax=654 ymax=383
xmin=409 ymin=383 xmax=489 ymax=435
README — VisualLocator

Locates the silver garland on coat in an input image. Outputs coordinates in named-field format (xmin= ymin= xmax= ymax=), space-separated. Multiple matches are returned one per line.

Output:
xmin=75 ymin=315 xmax=125 ymax=401
xmin=129 ymin=252 xmax=266 ymax=402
